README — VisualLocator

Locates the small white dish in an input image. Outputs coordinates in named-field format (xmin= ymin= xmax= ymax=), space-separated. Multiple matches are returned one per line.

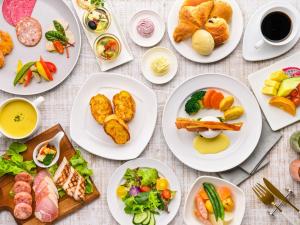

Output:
xmin=162 ymin=73 xmax=262 ymax=172
xmin=70 ymin=73 xmax=157 ymax=160
xmin=248 ymin=52 xmax=300 ymax=131
xmin=167 ymin=0 xmax=243 ymax=63
xmin=107 ymin=158 xmax=181 ymax=225
xmin=243 ymin=1 xmax=300 ymax=61
xmin=128 ymin=9 xmax=165 ymax=47
xmin=33 ymin=131 xmax=64 ymax=168
xmin=183 ymin=176 xmax=246 ymax=225
xmin=141 ymin=47 xmax=178 ymax=84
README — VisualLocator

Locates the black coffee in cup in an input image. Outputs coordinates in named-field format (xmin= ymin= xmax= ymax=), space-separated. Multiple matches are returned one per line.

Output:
xmin=261 ymin=11 xmax=292 ymax=42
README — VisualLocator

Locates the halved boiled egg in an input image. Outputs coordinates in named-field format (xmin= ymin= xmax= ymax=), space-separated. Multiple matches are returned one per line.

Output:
xmin=198 ymin=116 xmax=221 ymax=139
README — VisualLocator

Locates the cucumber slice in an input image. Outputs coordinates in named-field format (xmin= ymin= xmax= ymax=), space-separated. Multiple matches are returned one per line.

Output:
xmin=133 ymin=212 xmax=148 ymax=224
xmin=148 ymin=213 xmax=156 ymax=225
xmin=142 ymin=211 xmax=151 ymax=225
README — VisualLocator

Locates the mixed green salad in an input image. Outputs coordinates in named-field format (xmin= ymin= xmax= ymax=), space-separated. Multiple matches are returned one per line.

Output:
xmin=116 ymin=167 xmax=176 ymax=225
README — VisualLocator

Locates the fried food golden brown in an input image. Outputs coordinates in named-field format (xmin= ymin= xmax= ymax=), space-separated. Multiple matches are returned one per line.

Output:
xmin=89 ymin=94 xmax=113 ymax=125
xmin=113 ymin=90 xmax=136 ymax=123
xmin=0 ymin=51 xmax=4 ymax=69
xmin=0 ymin=31 xmax=13 ymax=55
xmin=103 ymin=114 xmax=130 ymax=144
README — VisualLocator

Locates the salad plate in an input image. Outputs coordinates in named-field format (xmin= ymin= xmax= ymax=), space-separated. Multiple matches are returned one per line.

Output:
xmin=0 ymin=0 xmax=81 ymax=95
xmin=70 ymin=73 xmax=157 ymax=160
xmin=184 ymin=176 xmax=245 ymax=225
xmin=167 ymin=0 xmax=243 ymax=63
xmin=107 ymin=158 xmax=181 ymax=225
xmin=162 ymin=73 xmax=262 ymax=172
xmin=248 ymin=52 xmax=300 ymax=131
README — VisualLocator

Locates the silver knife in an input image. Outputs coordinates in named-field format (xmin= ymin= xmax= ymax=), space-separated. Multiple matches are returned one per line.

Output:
xmin=263 ymin=178 xmax=300 ymax=213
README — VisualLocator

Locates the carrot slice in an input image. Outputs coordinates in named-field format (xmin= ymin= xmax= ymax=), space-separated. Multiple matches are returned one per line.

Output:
xmin=210 ymin=92 xmax=224 ymax=109
xmin=203 ymin=89 xmax=216 ymax=108
xmin=217 ymin=186 xmax=232 ymax=200
xmin=198 ymin=188 xmax=209 ymax=200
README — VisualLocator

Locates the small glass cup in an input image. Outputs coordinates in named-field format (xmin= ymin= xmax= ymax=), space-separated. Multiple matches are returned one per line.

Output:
xmin=83 ymin=7 xmax=111 ymax=34
xmin=93 ymin=33 xmax=122 ymax=61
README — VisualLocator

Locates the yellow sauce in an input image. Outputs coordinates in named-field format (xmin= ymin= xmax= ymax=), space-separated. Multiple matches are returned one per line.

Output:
xmin=193 ymin=134 xmax=230 ymax=154
xmin=0 ymin=100 xmax=37 ymax=138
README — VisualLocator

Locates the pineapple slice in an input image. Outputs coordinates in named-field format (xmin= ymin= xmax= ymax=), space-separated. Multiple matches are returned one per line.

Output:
xmin=264 ymin=79 xmax=280 ymax=89
xmin=269 ymin=70 xmax=289 ymax=82
xmin=262 ymin=86 xmax=277 ymax=96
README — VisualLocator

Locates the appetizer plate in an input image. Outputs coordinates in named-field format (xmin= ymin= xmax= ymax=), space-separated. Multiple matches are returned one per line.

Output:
xmin=107 ymin=158 xmax=181 ymax=225
xmin=167 ymin=0 xmax=243 ymax=63
xmin=248 ymin=52 xmax=300 ymax=131
xmin=184 ymin=176 xmax=245 ymax=225
xmin=141 ymin=47 xmax=178 ymax=84
xmin=162 ymin=74 xmax=262 ymax=172
xmin=243 ymin=1 xmax=300 ymax=61
xmin=70 ymin=73 xmax=157 ymax=160
xmin=128 ymin=9 xmax=165 ymax=47
xmin=0 ymin=0 xmax=81 ymax=95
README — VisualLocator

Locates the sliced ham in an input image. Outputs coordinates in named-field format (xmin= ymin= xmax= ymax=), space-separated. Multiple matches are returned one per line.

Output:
xmin=33 ymin=170 xmax=50 ymax=191
xmin=34 ymin=197 xmax=58 ymax=223
xmin=2 ymin=0 xmax=14 ymax=25
xmin=10 ymin=0 xmax=36 ymax=26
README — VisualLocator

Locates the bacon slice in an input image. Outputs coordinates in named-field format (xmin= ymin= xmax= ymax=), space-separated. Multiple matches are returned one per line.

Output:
xmin=175 ymin=118 xmax=243 ymax=131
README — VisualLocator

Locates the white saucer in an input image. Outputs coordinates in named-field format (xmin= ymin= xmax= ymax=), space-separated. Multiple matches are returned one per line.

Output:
xmin=128 ymin=9 xmax=165 ymax=47
xmin=141 ymin=47 xmax=178 ymax=84
xmin=243 ymin=1 xmax=300 ymax=61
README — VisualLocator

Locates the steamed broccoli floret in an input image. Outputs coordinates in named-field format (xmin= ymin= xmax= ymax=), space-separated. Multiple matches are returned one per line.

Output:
xmin=185 ymin=98 xmax=202 ymax=115
xmin=191 ymin=91 xmax=206 ymax=100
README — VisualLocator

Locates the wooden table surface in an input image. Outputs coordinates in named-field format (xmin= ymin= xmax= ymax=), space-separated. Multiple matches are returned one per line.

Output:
xmin=1 ymin=0 xmax=300 ymax=224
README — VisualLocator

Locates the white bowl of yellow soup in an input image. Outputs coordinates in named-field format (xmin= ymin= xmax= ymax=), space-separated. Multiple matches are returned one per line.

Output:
xmin=0 ymin=97 xmax=44 ymax=140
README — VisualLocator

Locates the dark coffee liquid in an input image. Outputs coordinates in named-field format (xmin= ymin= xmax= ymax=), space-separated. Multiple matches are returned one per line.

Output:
xmin=261 ymin=11 xmax=292 ymax=41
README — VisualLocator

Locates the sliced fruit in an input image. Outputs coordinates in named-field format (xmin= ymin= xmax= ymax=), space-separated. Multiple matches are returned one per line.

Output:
xmin=203 ymin=89 xmax=216 ymax=108
xmin=264 ymin=79 xmax=280 ymax=89
xmin=277 ymin=77 xmax=300 ymax=97
xmin=269 ymin=96 xmax=296 ymax=116
xmin=219 ymin=96 xmax=234 ymax=112
xmin=210 ymin=92 xmax=224 ymax=109
xmin=198 ymin=188 xmax=209 ymax=200
xmin=262 ymin=86 xmax=277 ymax=96
xmin=224 ymin=106 xmax=244 ymax=121
xmin=269 ymin=70 xmax=288 ymax=82
xmin=222 ymin=197 xmax=234 ymax=212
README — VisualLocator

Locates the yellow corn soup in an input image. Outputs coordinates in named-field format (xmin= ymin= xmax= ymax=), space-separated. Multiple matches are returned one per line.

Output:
xmin=0 ymin=100 xmax=37 ymax=138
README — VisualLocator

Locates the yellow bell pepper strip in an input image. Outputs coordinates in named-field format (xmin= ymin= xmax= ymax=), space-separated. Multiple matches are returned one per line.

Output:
xmin=24 ymin=70 xmax=33 ymax=87
xmin=16 ymin=60 xmax=25 ymax=84
xmin=40 ymin=56 xmax=53 ymax=80
xmin=36 ymin=61 xmax=49 ymax=81
xmin=13 ymin=62 xmax=35 ymax=86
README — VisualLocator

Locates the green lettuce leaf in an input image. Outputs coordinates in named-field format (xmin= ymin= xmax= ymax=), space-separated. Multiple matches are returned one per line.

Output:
xmin=137 ymin=168 xmax=158 ymax=186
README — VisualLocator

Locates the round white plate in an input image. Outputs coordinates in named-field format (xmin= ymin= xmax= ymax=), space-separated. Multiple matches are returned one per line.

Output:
xmin=243 ymin=1 xmax=300 ymax=61
xmin=141 ymin=47 xmax=178 ymax=84
xmin=167 ymin=0 xmax=243 ymax=63
xmin=184 ymin=176 xmax=245 ymax=225
xmin=0 ymin=0 xmax=81 ymax=95
xmin=162 ymin=74 xmax=262 ymax=172
xmin=70 ymin=73 xmax=157 ymax=160
xmin=107 ymin=158 xmax=181 ymax=225
xmin=128 ymin=9 xmax=165 ymax=47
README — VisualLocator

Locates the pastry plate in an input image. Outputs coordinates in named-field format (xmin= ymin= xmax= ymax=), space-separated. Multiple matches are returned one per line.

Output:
xmin=167 ymin=0 xmax=243 ymax=63
xmin=107 ymin=158 xmax=181 ymax=225
xmin=162 ymin=73 xmax=262 ymax=172
xmin=128 ymin=9 xmax=165 ymax=47
xmin=70 ymin=73 xmax=157 ymax=160
xmin=248 ymin=52 xmax=300 ymax=131
xmin=184 ymin=176 xmax=245 ymax=225
xmin=0 ymin=0 xmax=81 ymax=95
xmin=141 ymin=47 xmax=178 ymax=84
xmin=243 ymin=1 xmax=300 ymax=61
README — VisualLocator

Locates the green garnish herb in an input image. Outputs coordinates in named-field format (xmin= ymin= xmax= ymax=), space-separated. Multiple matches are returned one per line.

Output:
xmin=43 ymin=154 xmax=55 ymax=166
xmin=13 ymin=62 xmax=36 ymax=86
xmin=45 ymin=31 xmax=68 ymax=45
xmin=53 ymin=20 xmax=66 ymax=36
xmin=91 ymin=0 xmax=105 ymax=7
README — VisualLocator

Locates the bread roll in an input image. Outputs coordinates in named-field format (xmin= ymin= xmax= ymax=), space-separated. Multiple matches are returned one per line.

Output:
xmin=103 ymin=115 xmax=130 ymax=144
xmin=113 ymin=90 xmax=136 ymax=123
xmin=89 ymin=94 xmax=113 ymax=125
xmin=205 ymin=17 xmax=229 ymax=45
xmin=192 ymin=29 xmax=215 ymax=55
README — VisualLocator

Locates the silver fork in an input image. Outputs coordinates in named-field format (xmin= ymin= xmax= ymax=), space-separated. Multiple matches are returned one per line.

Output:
xmin=253 ymin=183 xmax=297 ymax=225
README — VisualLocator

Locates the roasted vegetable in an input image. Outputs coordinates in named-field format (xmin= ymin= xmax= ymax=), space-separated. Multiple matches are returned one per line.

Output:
xmin=219 ymin=96 xmax=234 ymax=111
xmin=185 ymin=91 xmax=206 ymax=115
xmin=224 ymin=106 xmax=244 ymax=121
xmin=13 ymin=62 xmax=35 ymax=85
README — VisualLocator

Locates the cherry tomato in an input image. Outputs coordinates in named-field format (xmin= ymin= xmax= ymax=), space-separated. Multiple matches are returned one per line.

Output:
xmin=161 ymin=189 xmax=171 ymax=200
xmin=156 ymin=178 xmax=169 ymax=191
xmin=140 ymin=186 xmax=151 ymax=192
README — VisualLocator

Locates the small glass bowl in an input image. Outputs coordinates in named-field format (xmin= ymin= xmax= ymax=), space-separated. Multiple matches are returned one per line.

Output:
xmin=93 ymin=33 xmax=122 ymax=61
xmin=83 ymin=7 xmax=111 ymax=34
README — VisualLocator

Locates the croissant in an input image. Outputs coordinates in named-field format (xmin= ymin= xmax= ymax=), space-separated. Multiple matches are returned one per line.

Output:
xmin=210 ymin=0 xmax=233 ymax=22
xmin=205 ymin=17 xmax=230 ymax=45
xmin=173 ymin=1 xmax=214 ymax=43
xmin=182 ymin=0 xmax=211 ymax=6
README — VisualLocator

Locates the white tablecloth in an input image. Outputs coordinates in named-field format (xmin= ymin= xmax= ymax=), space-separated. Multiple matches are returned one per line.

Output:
xmin=1 ymin=0 xmax=300 ymax=224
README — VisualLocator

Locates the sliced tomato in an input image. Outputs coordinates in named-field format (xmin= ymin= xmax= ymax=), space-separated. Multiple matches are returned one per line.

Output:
xmin=203 ymin=89 xmax=216 ymax=108
xmin=140 ymin=186 xmax=151 ymax=192
xmin=45 ymin=62 xmax=57 ymax=73
xmin=161 ymin=189 xmax=171 ymax=200
xmin=40 ymin=57 xmax=53 ymax=80
xmin=24 ymin=70 xmax=33 ymax=87
xmin=210 ymin=92 xmax=224 ymax=109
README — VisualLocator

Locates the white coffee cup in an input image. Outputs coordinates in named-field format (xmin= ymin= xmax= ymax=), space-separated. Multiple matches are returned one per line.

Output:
xmin=255 ymin=6 xmax=298 ymax=49
xmin=0 ymin=96 xmax=44 ymax=140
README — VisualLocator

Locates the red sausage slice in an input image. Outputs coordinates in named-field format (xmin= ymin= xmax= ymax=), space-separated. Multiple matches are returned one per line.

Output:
xmin=13 ymin=181 xmax=31 ymax=194
xmin=14 ymin=203 xmax=32 ymax=220
xmin=16 ymin=17 xmax=42 ymax=47
xmin=14 ymin=192 xmax=32 ymax=205
xmin=15 ymin=172 xmax=33 ymax=184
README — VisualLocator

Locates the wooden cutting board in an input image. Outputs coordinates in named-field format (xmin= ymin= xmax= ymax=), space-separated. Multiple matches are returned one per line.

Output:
xmin=0 ymin=124 xmax=100 ymax=225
